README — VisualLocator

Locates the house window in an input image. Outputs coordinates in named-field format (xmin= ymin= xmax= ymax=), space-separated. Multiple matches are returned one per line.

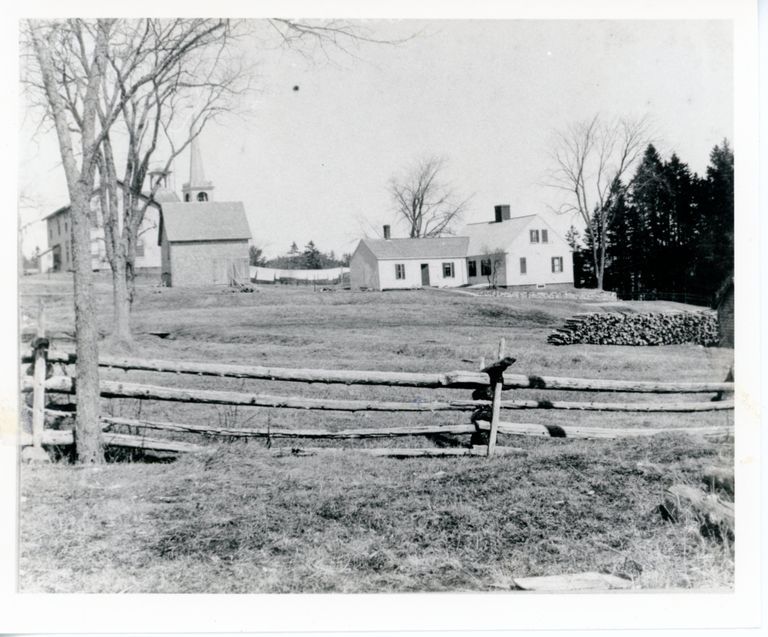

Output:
xmin=136 ymin=239 xmax=145 ymax=257
xmin=468 ymin=260 xmax=477 ymax=277
xmin=442 ymin=262 xmax=454 ymax=278
xmin=481 ymin=258 xmax=492 ymax=276
xmin=552 ymin=256 xmax=563 ymax=273
xmin=530 ymin=229 xmax=539 ymax=243
xmin=395 ymin=263 xmax=406 ymax=280
xmin=197 ymin=192 xmax=208 ymax=202
xmin=64 ymin=220 xmax=68 ymax=233
xmin=184 ymin=193 xmax=191 ymax=202
xmin=541 ymin=229 xmax=548 ymax=243
xmin=520 ymin=257 xmax=527 ymax=274
xmin=48 ymin=226 xmax=52 ymax=241
xmin=57 ymin=218 xmax=61 ymax=234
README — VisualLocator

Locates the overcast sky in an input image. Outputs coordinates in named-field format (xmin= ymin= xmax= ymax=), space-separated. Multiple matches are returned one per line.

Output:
xmin=19 ymin=19 xmax=733 ymax=259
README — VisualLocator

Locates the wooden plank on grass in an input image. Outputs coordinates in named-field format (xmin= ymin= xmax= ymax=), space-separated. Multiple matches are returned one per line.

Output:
xmin=474 ymin=420 xmax=732 ymax=440
xmin=510 ymin=572 xmax=633 ymax=592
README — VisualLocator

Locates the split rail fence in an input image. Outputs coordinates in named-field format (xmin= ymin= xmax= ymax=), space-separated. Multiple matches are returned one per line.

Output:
xmin=20 ymin=325 xmax=735 ymax=460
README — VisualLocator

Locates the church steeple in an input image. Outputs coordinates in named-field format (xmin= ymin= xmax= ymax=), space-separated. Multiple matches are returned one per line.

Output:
xmin=182 ymin=135 xmax=214 ymax=202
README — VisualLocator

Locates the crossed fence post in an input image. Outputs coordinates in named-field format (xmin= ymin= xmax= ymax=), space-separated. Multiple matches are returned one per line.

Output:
xmin=480 ymin=338 xmax=516 ymax=457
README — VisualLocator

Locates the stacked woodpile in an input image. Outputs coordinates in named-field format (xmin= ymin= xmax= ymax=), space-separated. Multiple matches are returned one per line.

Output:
xmin=548 ymin=311 xmax=719 ymax=346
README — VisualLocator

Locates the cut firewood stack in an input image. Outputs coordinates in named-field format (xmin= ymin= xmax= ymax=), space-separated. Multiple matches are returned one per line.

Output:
xmin=547 ymin=310 xmax=719 ymax=346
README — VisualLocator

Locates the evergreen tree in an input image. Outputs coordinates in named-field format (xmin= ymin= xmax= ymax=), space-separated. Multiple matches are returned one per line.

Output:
xmin=627 ymin=144 xmax=667 ymax=294
xmin=661 ymin=153 xmax=701 ymax=295
xmin=693 ymin=140 xmax=734 ymax=298
xmin=302 ymin=240 xmax=322 ymax=269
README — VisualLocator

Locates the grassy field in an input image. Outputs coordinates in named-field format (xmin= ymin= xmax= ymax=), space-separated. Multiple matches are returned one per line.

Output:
xmin=17 ymin=272 xmax=734 ymax=592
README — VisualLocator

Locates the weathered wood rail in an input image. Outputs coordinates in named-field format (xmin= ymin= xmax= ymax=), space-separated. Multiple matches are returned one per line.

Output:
xmin=22 ymin=353 xmax=734 ymax=393
xmin=19 ymin=335 xmax=734 ymax=461
xmin=20 ymin=376 xmax=734 ymax=413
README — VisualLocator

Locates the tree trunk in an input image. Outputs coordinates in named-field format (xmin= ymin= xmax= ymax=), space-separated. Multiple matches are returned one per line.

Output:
xmin=70 ymin=184 xmax=104 ymax=463
xmin=111 ymin=252 xmax=132 ymax=345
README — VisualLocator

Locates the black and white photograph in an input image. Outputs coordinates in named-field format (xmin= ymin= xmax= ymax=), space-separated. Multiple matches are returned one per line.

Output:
xmin=2 ymin=0 xmax=763 ymax=633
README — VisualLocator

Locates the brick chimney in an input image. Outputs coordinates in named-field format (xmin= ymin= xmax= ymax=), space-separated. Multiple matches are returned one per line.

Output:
xmin=494 ymin=205 xmax=511 ymax=222
xmin=383 ymin=225 xmax=391 ymax=239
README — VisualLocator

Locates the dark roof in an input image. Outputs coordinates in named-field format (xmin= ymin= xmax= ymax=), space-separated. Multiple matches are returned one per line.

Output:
xmin=161 ymin=201 xmax=251 ymax=242
xmin=360 ymin=236 xmax=469 ymax=260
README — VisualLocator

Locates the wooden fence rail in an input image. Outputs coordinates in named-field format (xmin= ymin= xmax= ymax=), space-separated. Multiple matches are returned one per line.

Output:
xmin=20 ymin=335 xmax=734 ymax=460
xmin=21 ymin=376 xmax=734 ymax=413
xmin=21 ymin=353 xmax=735 ymax=394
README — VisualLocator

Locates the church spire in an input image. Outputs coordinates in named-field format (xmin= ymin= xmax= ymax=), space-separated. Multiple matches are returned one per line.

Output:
xmin=182 ymin=134 xmax=214 ymax=202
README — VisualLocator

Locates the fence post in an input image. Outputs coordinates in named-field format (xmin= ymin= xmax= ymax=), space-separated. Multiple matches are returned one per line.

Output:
xmin=486 ymin=337 xmax=506 ymax=457
xmin=26 ymin=303 xmax=50 ymax=462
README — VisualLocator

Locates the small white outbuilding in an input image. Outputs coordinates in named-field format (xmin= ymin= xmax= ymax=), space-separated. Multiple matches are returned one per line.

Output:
xmin=350 ymin=236 xmax=469 ymax=290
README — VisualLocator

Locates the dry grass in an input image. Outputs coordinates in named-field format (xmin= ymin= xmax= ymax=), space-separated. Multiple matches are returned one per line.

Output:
xmin=17 ymin=272 xmax=735 ymax=592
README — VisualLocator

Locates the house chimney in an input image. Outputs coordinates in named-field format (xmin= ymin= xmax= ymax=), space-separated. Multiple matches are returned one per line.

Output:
xmin=383 ymin=225 xmax=391 ymax=239
xmin=494 ymin=205 xmax=511 ymax=222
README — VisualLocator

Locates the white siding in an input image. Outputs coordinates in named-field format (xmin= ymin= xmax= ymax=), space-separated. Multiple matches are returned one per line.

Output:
xmin=504 ymin=217 xmax=574 ymax=287
xmin=377 ymin=257 xmax=467 ymax=290
xmin=466 ymin=253 xmax=507 ymax=287
xmin=350 ymin=242 xmax=380 ymax=289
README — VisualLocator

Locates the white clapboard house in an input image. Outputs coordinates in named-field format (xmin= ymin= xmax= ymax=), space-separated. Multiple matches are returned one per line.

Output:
xmin=350 ymin=205 xmax=574 ymax=291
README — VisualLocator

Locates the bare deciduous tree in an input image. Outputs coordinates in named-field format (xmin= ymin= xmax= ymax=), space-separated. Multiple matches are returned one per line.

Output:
xmin=27 ymin=19 xmax=113 ymax=462
xmin=479 ymin=247 xmax=505 ymax=294
xmin=390 ymin=157 xmax=470 ymax=238
xmin=548 ymin=114 xmax=651 ymax=289
xmin=95 ymin=19 xmax=251 ymax=344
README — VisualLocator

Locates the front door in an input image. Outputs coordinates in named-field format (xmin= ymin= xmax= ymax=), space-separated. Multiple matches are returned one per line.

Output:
xmin=420 ymin=263 xmax=430 ymax=286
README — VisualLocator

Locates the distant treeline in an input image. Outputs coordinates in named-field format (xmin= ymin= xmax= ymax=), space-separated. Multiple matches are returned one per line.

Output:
xmin=250 ymin=241 xmax=351 ymax=270
xmin=571 ymin=140 xmax=733 ymax=306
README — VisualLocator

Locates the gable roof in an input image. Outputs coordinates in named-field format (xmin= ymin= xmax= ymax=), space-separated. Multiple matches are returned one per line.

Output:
xmin=460 ymin=214 xmax=538 ymax=255
xmin=152 ymin=189 xmax=180 ymax=204
xmin=161 ymin=201 xmax=251 ymax=243
xmin=359 ymin=236 xmax=469 ymax=260
xmin=44 ymin=182 xmax=175 ymax=220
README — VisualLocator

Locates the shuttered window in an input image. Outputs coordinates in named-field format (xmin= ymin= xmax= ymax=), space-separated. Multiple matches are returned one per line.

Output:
xmin=551 ymin=256 xmax=563 ymax=273
xmin=530 ymin=229 xmax=539 ymax=243
xmin=395 ymin=263 xmax=406 ymax=279
xmin=520 ymin=257 xmax=527 ymax=274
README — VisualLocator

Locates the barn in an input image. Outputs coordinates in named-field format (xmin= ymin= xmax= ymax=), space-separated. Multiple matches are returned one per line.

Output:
xmin=350 ymin=235 xmax=469 ymax=290
xmin=158 ymin=201 xmax=251 ymax=287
